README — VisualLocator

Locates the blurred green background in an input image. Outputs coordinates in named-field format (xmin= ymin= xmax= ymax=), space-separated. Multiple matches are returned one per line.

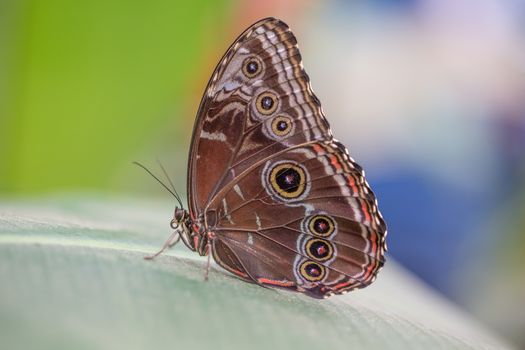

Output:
xmin=0 ymin=0 xmax=236 ymax=194
xmin=1 ymin=0 xmax=524 ymax=348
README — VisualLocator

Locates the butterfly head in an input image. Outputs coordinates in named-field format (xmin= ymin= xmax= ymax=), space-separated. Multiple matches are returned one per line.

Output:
xmin=170 ymin=207 xmax=200 ymax=253
xmin=170 ymin=207 xmax=191 ymax=238
xmin=170 ymin=207 xmax=186 ymax=229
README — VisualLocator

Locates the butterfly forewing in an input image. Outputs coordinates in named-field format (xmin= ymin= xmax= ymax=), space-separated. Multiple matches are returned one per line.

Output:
xmin=187 ymin=18 xmax=387 ymax=298
xmin=188 ymin=18 xmax=330 ymax=214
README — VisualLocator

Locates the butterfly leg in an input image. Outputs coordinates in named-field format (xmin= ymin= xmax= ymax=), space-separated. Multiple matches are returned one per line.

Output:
xmin=144 ymin=231 xmax=181 ymax=260
xmin=203 ymin=231 xmax=218 ymax=281
xmin=204 ymin=243 xmax=211 ymax=281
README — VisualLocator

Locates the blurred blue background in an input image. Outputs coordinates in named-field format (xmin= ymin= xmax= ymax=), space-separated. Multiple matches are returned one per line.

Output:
xmin=1 ymin=0 xmax=524 ymax=347
xmin=304 ymin=1 xmax=525 ymax=346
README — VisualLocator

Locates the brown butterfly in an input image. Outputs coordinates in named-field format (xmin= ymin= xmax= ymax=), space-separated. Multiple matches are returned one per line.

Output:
xmin=144 ymin=17 xmax=387 ymax=299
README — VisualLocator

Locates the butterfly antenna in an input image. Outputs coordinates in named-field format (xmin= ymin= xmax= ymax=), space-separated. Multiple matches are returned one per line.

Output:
xmin=132 ymin=161 xmax=179 ymax=200
xmin=156 ymin=158 xmax=184 ymax=209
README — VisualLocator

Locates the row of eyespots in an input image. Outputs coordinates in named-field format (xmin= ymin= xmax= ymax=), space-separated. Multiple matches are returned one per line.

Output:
xmin=242 ymin=55 xmax=295 ymax=140
xmin=297 ymin=214 xmax=337 ymax=282
xmin=298 ymin=237 xmax=335 ymax=282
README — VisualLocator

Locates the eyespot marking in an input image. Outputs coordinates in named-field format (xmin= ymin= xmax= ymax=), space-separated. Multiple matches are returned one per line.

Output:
xmin=299 ymin=260 xmax=326 ymax=282
xmin=242 ymin=56 xmax=263 ymax=78
xmin=271 ymin=115 xmax=293 ymax=137
xmin=269 ymin=162 xmax=306 ymax=199
xmin=305 ymin=238 xmax=334 ymax=262
xmin=307 ymin=215 xmax=336 ymax=237
xmin=255 ymin=91 xmax=278 ymax=115
xmin=262 ymin=160 xmax=311 ymax=203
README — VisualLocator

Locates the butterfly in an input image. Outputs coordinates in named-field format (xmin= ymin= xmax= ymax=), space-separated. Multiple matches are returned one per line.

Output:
xmin=144 ymin=17 xmax=387 ymax=299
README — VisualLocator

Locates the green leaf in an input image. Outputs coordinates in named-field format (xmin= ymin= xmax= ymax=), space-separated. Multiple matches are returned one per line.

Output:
xmin=0 ymin=196 xmax=515 ymax=350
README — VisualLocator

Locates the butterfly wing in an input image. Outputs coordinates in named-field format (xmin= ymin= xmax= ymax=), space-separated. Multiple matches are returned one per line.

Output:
xmin=188 ymin=17 xmax=331 ymax=216
xmin=210 ymin=141 xmax=386 ymax=298
xmin=188 ymin=18 xmax=387 ymax=298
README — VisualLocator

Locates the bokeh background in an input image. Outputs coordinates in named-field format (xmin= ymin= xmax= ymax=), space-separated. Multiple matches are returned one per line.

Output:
xmin=1 ymin=0 xmax=524 ymax=347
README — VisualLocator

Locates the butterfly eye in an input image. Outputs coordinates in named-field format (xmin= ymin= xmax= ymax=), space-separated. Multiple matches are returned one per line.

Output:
xmin=305 ymin=238 xmax=334 ymax=262
xmin=271 ymin=116 xmax=292 ymax=136
xmin=299 ymin=260 xmax=326 ymax=282
xmin=308 ymin=215 xmax=335 ymax=237
xmin=255 ymin=91 xmax=278 ymax=115
xmin=242 ymin=56 xmax=262 ymax=78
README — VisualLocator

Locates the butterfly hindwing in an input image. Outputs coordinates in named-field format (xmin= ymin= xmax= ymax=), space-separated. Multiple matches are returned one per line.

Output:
xmin=210 ymin=141 xmax=386 ymax=297
xmin=217 ymin=227 xmax=378 ymax=298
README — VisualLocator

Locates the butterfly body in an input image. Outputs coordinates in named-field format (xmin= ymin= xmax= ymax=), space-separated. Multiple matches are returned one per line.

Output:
xmin=162 ymin=18 xmax=387 ymax=299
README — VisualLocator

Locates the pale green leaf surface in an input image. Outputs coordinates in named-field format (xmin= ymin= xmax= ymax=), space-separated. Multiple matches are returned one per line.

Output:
xmin=0 ymin=196 xmax=514 ymax=350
